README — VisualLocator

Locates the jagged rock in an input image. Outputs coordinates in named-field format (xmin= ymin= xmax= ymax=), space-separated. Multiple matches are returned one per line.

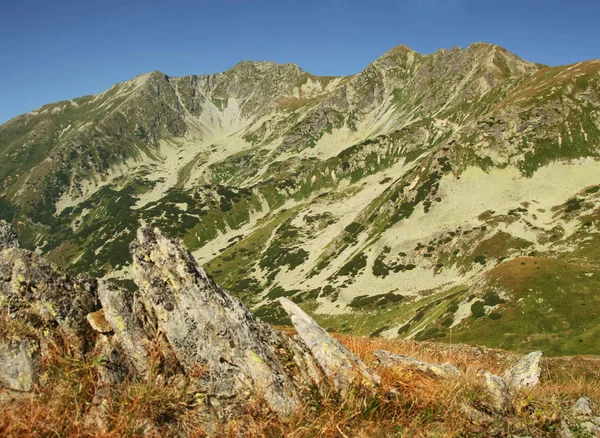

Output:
xmin=483 ymin=371 xmax=510 ymax=413
xmin=0 ymin=220 xmax=18 ymax=250
xmin=0 ymin=248 xmax=99 ymax=337
xmin=503 ymin=351 xmax=543 ymax=390
xmin=97 ymin=282 xmax=151 ymax=378
xmin=86 ymin=309 xmax=112 ymax=333
xmin=373 ymin=349 xmax=461 ymax=379
xmin=129 ymin=227 xmax=305 ymax=419
xmin=573 ymin=396 xmax=594 ymax=416
xmin=280 ymin=297 xmax=380 ymax=393
xmin=0 ymin=338 xmax=39 ymax=391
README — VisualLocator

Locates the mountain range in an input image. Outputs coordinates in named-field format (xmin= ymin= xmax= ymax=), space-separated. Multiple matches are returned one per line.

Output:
xmin=1 ymin=42 xmax=599 ymax=355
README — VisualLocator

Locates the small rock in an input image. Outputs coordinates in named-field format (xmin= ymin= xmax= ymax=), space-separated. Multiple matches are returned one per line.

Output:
xmin=559 ymin=420 xmax=574 ymax=438
xmin=373 ymin=349 xmax=462 ymax=379
xmin=86 ymin=309 xmax=112 ymax=333
xmin=0 ymin=339 xmax=39 ymax=391
xmin=579 ymin=421 xmax=600 ymax=437
xmin=573 ymin=396 xmax=594 ymax=416
xmin=0 ymin=220 xmax=18 ymax=250
xmin=504 ymin=351 xmax=543 ymax=390
xmin=483 ymin=371 xmax=510 ymax=413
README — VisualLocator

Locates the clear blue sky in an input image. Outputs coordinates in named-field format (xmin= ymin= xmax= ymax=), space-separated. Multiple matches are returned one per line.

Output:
xmin=1 ymin=0 xmax=599 ymax=124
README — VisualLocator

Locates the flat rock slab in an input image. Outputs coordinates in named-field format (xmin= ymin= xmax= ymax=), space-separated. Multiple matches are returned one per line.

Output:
xmin=373 ymin=349 xmax=462 ymax=379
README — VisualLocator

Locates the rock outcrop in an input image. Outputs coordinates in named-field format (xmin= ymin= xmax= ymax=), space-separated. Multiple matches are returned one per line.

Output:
xmin=128 ymin=227 xmax=309 ymax=419
xmin=0 ymin=248 xmax=99 ymax=337
xmin=0 ymin=226 xmax=383 ymax=424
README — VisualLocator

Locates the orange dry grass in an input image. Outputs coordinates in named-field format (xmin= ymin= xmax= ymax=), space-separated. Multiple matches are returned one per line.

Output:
xmin=1 ymin=331 xmax=598 ymax=437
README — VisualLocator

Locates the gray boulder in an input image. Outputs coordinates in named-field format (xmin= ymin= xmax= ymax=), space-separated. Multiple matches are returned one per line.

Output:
xmin=0 ymin=220 xmax=18 ymax=250
xmin=573 ymin=396 xmax=594 ymax=416
xmin=373 ymin=349 xmax=461 ymax=379
xmin=503 ymin=351 xmax=543 ymax=390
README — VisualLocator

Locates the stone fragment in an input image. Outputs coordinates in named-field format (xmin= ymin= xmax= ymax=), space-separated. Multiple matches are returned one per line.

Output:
xmin=280 ymin=297 xmax=380 ymax=393
xmin=503 ymin=351 xmax=543 ymax=390
xmin=130 ymin=227 xmax=304 ymax=419
xmin=0 ymin=220 xmax=18 ymax=250
xmin=461 ymin=403 xmax=493 ymax=425
xmin=373 ymin=349 xmax=461 ymax=379
xmin=573 ymin=396 xmax=594 ymax=416
xmin=483 ymin=371 xmax=510 ymax=413
xmin=0 ymin=339 xmax=38 ymax=391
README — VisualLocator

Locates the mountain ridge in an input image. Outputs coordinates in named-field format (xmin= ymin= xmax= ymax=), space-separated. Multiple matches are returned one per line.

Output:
xmin=1 ymin=42 xmax=599 ymax=356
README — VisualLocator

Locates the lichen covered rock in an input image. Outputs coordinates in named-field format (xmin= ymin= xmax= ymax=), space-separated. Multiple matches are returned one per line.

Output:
xmin=483 ymin=371 xmax=510 ymax=413
xmin=0 ymin=339 xmax=39 ymax=391
xmin=130 ymin=227 xmax=305 ymax=419
xmin=0 ymin=248 xmax=99 ymax=336
xmin=503 ymin=351 xmax=543 ymax=390
xmin=0 ymin=220 xmax=18 ymax=250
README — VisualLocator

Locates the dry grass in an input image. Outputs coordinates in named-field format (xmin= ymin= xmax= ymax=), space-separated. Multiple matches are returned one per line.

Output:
xmin=1 ymin=330 xmax=598 ymax=437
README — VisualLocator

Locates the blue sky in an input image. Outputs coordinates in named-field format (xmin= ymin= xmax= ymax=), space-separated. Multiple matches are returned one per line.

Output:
xmin=1 ymin=0 xmax=599 ymax=124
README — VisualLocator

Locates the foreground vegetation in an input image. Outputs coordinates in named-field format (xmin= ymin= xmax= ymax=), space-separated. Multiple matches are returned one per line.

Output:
xmin=1 ymin=325 xmax=598 ymax=437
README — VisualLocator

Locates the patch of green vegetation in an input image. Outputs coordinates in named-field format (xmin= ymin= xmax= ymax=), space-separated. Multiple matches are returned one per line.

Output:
xmin=470 ymin=300 xmax=486 ymax=318
xmin=336 ymin=252 xmax=367 ymax=278
xmin=349 ymin=292 xmax=404 ymax=310
xmin=483 ymin=292 xmax=506 ymax=307
xmin=0 ymin=197 xmax=15 ymax=221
